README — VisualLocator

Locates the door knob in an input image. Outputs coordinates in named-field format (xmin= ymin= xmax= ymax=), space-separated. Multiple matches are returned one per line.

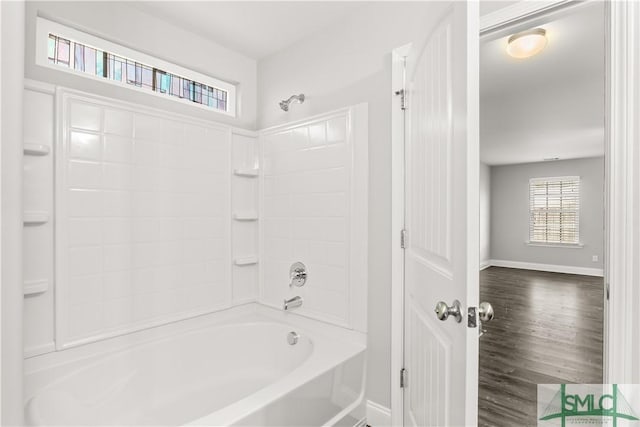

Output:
xmin=434 ymin=299 xmax=462 ymax=323
xmin=478 ymin=302 xmax=494 ymax=322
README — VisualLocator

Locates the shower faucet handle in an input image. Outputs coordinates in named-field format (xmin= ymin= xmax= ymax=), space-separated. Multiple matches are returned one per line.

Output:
xmin=289 ymin=262 xmax=307 ymax=287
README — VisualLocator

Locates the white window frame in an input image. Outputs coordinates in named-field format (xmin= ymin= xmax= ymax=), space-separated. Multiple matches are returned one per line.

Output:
xmin=528 ymin=175 xmax=582 ymax=247
xmin=35 ymin=17 xmax=237 ymax=117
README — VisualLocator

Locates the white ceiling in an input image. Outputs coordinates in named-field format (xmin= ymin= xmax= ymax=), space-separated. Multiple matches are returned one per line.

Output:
xmin=480 ymin=2 xmax=605 ymax=165
xmin=133 ymin=1 xmax=364 ymax=60
xmin=479 ymin=1 xmax=520 ymax=17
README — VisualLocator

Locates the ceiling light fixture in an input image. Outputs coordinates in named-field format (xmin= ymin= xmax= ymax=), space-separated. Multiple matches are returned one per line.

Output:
xmin=506 ymin=28 xmax=547 ymax=59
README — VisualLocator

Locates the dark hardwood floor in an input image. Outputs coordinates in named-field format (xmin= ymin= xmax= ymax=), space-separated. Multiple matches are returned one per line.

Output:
xmin=478 ymin=267 xmax=603 ymax=427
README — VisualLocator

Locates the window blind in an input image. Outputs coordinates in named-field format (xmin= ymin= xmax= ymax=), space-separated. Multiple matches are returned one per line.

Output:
xmin=529 ymin=176 xmax=580 ymax=244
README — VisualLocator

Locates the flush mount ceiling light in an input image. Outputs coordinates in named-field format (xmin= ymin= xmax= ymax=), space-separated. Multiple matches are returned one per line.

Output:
xmin=506 ymin=28 xmax=547 ymax=59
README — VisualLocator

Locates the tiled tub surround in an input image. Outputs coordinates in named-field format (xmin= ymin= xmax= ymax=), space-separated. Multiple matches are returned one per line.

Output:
xmin=25 ymin=304 xmax=366 ymax=426
xmin=23 ymin=86 xmax=368 ymax=426
xmin=23 ymin=84 xmax=260 ymax=356
xmin=56 ymin=90 xmax=234 ymax=348
xmin=259 ymin=105 xmax=368 ymax=332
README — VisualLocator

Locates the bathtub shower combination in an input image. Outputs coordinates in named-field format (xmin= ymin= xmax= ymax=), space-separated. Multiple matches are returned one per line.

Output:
xmin=22 ymin=85 xmax=368 ymax=426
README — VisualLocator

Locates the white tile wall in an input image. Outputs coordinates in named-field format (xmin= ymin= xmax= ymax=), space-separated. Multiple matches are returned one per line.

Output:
xmin=25 ymin=87 xmax=365 ymax=353
xmin=56 ymin=93 xmax=232 ymax=348
xmin=259 ymin=106 xmax=368 ymax=330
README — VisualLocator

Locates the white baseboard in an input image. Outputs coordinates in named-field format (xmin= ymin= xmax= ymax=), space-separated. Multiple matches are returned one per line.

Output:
xmin=488 ymin=259 xmax=604 ymax=277
xmin=366 ymin=400 xmax=391 ymax=427
xmin=479 ymin=260 xmax=491 ymax=271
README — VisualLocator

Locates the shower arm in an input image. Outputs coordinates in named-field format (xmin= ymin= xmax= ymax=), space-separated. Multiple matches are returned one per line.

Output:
xmin=279 ymin=94 xmax=305 ymax=111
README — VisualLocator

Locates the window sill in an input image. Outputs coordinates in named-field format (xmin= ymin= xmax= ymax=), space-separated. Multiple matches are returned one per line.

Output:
xmin=525 ymin=241 xmax=584 ymax=249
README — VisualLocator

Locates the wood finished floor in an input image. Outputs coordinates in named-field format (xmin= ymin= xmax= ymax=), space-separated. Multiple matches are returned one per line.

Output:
xmin=478 ymin=267 xmax=603 ymax=427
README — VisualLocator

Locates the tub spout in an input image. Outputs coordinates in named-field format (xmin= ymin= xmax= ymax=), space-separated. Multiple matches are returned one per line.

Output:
xmin=283 ymin=296 xmax=303 ymax=311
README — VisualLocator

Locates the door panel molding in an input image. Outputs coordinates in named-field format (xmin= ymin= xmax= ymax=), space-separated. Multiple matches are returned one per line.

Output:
xmin=406 ymin=297 xmax=452 ymax=427
xmin=412 ymin=253 xmax=454 ymax=282
xmin=405 ymin=17 xmax=454 ymax=274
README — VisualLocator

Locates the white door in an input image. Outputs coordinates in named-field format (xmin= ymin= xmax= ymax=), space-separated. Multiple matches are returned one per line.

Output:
xmin=403 ymin=3 xmax=480 ymax=426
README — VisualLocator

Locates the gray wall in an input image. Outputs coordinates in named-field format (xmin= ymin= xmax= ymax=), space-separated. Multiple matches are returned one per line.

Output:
xmin=490 ymin=157 xmax=604 ymax=269
xmin=258 ymin=2 xmax=450 ymax=408
xmin=480 ymin=163 xmax=491 ymax=266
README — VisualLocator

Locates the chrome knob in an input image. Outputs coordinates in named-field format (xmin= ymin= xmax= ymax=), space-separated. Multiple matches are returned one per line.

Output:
xmin=478 ymin=302 xmax=494 ymax=322
xmin=289 ymin=262 xmax=307 ymax=287
xmin=434 ymin=299 xmax=462 ymax=323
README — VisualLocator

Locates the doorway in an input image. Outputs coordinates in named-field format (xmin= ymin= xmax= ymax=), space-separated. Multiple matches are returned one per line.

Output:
xmin=390 ymin=2 xmax=640 ymax=426
xmin=478 ymin=2 xmax=606 ymax=425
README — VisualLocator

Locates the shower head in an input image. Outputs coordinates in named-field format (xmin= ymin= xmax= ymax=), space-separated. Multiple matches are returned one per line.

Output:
xmin=279 ymin=94 xmax=305 ymax=112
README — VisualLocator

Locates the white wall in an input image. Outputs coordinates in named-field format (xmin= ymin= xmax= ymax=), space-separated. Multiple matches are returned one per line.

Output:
xmin=1 ymin=1 xmax=25 ymax=424
xmin=257 ymin=1 xmax=447 ymax=409
xmin=25 ymin=2 xmax=257 ymax=129
xmin=490 ymin=157 xmax=605 ymax=271
xmin=480 ymin=163 xmax=491 ymax=268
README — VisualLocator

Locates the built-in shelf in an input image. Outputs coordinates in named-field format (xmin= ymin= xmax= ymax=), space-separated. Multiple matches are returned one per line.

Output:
xmin=233 ymin=212 xmax=259 ymax=221
xmin=23 ymin=144 xmax=51 ymax=156
xmin=233 ymin=168 xmax=259 ymax=178
xmin=23 ymin=211 xmax=50 ymax=225
xmin=234 ymin=256 xmax=258 ymax=266
xmin=24 ymin=279 xmax=49 ymax=296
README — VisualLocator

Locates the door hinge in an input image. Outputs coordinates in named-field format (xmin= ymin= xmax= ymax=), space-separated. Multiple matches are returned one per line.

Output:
xmin=400 ymin=368 xmax=408 ymax=388
xmin=606 ymin=282 xmax=610 ymax=300
xmin=395 ymin=89 xmax=406 ymax=110
xmin=400 ymin=229 xmax=407 ymax=249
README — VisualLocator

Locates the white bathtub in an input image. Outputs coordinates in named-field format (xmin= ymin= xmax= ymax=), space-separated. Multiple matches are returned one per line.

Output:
xmin=24 ymin=304 xmax=367 ymax=426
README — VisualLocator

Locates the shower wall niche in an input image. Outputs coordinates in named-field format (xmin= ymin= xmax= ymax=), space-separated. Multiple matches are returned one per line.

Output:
xmin=23 ymin=82 xmax=56 ymax=357
xmin=23 ymin=82 xmax=366 ymax=356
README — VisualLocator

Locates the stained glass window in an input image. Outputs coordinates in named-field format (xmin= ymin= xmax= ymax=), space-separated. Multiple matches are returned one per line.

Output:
xmin=96 ymin=51 xmax=104 ymax=77
xmin=142 ymin=66 xmax=153 ymax=90
xmin=47 ymin=35 xmax=56 ymax=63
xmin=57 ymin=38 xmax=70 ymax=66
xmin=85 ymin=47 xmax=96 ymax=75
xmin=170 ymin=76 xmax=180 ymax=97
xmin=47 ymin=33 xmax=230 ymax=112
xmin=74 ymin=44 xmax=84 ymax=71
